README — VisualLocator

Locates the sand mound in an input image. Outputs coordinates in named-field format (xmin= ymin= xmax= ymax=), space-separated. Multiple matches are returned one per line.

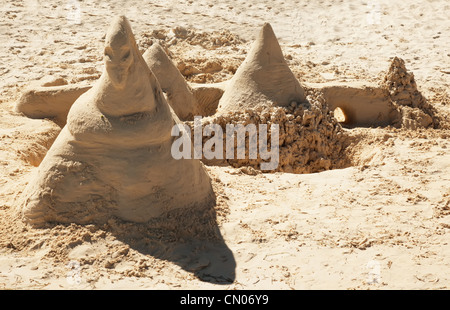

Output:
xmin=383 ymin=57 xmax=428 ymax=109
xmin=194 ymin=90 xmax=348 ymax=174
xmin=142 ymin=43 xmax=199 ymax=121
xmin=217 ymin=23 xmax=307 ymax=113
xmin=17 ymin=16 xmax=215 ymax=226
xmin=382 ymin=57 xmax=438 ymax=129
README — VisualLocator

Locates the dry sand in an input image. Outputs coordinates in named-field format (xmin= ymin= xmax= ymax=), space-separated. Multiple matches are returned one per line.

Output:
xmin=1 ymin=0 xmax=449 ymax=290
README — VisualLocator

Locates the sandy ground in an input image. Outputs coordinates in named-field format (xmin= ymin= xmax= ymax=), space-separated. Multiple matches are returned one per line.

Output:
xmin=1 ymin=0 xmax=449 ymax=290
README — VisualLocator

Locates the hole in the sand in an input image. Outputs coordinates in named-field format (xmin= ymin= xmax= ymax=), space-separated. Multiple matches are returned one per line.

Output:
xmin=333 ymin=107 xmax=346 ymax=123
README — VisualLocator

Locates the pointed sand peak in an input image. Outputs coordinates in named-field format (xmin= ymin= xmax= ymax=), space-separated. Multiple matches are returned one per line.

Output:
xmin=105 ymin=15 xmax=135 ymax=51
xmin=143 ymin=42 xmax=168 ymax=67
xmin=67 ymin=16 xmax=173 ymax=146
xmin=143 ymin=43 xmax=199 ymax=120
xmin=247 ymin=22 xmax=286 ymax=65
xmin=78 ymin=15 xmax=163 ymax=120
xmin=218 ymin=23 xmax=307 ymax=113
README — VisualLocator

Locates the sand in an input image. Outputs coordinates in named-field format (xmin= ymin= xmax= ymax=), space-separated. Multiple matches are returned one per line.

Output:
xmin=1 ymin=0 xmax=449 ymax=290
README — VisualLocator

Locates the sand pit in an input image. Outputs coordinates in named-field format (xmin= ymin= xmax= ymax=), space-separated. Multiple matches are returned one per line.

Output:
xmin=1 ymin=0 xmax=450 ymax=291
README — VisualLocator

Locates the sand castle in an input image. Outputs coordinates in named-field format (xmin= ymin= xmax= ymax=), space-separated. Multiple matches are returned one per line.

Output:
xmin=217 ymin=23 xmax=307 ymax=113
xmin=13 ymin=22 xmax=438 ymax=179
xmin=18 ymin=16 xmax=215 ymax=226
xmin=15 ymin=83 xmax=91 ymax=127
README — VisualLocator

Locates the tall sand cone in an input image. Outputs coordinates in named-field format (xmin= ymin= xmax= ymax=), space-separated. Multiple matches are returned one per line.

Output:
xmin=218 ymin=23 xmax=307 ymax=113
xmin=18 ymin=16 xmax=215 ymax=226
xmin=143 ymin=43 xmax=199 ymax=120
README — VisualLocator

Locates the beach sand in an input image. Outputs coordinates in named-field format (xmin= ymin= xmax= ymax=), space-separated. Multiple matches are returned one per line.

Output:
xmin=0 ymin=0 xmax=449 ymax=289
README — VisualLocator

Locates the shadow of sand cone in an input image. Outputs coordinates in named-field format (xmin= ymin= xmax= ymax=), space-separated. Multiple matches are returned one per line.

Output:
xmin=18 ymin=16 xmax=215 ymax=226
xmin=218 ymin=23 xmax=307 ymax=113
xmin=143 ymin=43 xmax=199 ymax=121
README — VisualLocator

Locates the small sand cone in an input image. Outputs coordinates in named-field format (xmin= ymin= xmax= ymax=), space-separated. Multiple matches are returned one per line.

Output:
xmin=143 ymin=43 xmax=199 ymax=120
xmin=19 ymin=16 xmax=214 ymax=226
xmin=382 ymin=56 xmax=436 ymax=128
xmin=218 ymin=23 xmax=307 ymax=113
xmin=382 ymin=57 xmax=427 ymax=109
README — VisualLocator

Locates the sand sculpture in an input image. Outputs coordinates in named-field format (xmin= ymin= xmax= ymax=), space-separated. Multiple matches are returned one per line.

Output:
xmin=142 ymin=43 xmax=200 ymax=120
xmin=18 ymin=16 xmax=215 ymax=226
xmin=15 ymin=24 xmax=437 ymax=133
xmin=193 ymin=23 xmax=347 ymax=174
xmin=217 ymin=23 xmax=307 ymax=113
xmin=13 ymin=22 xmax=439 ymax=179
